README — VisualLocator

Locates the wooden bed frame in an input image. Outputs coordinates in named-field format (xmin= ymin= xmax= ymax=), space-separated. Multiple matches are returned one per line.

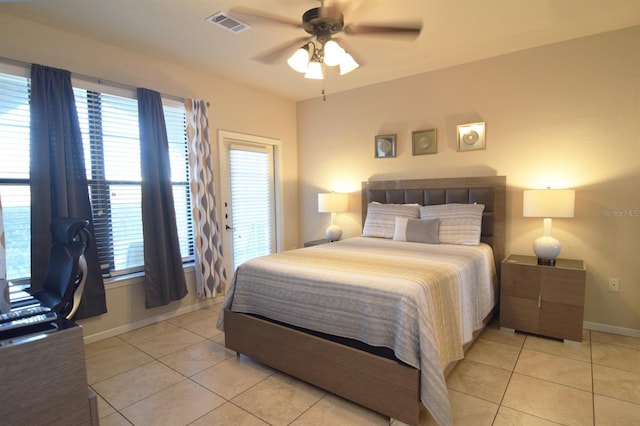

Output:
xmin=224 ymin=176 xmax=506 ymax=425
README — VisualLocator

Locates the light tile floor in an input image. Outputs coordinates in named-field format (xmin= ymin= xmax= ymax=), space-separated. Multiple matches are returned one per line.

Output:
xmin=86 ymin=303 xmax=640 ymax=425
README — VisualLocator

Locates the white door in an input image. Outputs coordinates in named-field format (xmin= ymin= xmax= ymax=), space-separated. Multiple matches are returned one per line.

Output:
xmin=219 ymin=131 xmax=280 ymax=274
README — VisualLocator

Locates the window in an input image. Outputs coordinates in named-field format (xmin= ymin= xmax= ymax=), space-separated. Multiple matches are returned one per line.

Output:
xmin=228 ymin=143 xmax=276 ymax=269
xmin=0 ymin=70 xmax=30 ymax=280
xmin=0 ymin=67 xmax=193 ymax=281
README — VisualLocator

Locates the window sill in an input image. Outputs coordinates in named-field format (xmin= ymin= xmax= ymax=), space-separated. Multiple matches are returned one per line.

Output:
xmin=104 ymin=263 xmax=195 ymax=290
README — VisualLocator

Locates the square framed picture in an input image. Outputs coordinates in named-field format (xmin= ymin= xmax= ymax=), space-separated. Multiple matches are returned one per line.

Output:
xmin=374 ymin=134 xmax=396 ymax=158
xmin=412 ymin=129 xmax=437 ymax=155
xmin=457 ymin=122 xmax=486 ymax=151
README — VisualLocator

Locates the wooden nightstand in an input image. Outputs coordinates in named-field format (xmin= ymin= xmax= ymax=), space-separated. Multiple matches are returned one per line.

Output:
xmin=303 ymin=239 xmax=329 ymax=247
xmin=500 ymin=254 xmax=586 ymax=342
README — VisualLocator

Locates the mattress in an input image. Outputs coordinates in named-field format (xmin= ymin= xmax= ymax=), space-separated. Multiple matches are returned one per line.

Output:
xmin=217 ymin=236 xmax=497 ymax=425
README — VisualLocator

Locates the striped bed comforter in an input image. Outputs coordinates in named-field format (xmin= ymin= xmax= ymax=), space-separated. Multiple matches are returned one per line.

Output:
xmin=217 ymin=236 xmax=497 ymax=426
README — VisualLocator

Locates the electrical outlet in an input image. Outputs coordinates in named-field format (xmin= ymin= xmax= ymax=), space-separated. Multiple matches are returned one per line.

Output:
xmin=608 ymin=278 xmax=620 ymax=293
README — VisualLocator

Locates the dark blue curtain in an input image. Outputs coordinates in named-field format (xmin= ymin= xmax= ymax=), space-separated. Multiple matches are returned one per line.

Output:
xmin=137 ymin=88 xmax=188 ymax=308
xmin=29 ymin=64 xmax=107 ymax=318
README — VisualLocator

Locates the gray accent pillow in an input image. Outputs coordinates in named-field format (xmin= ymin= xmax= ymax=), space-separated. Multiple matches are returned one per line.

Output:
xmin=393 ymin=217 xmax=440 ymax=244
xmin=419 ymin=203 xmax=485 ymax=245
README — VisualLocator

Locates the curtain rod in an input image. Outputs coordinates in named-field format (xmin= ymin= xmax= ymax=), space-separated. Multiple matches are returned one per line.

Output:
xmin=0 ymin=56 xmax=198 ymax=105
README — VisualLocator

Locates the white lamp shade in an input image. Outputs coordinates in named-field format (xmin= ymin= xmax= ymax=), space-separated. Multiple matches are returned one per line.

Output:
xmin=318 ymin=193 xmax=348 ymax=213
xmin=304 ymin=61 xmax=324 ymax=80
xmin=304 ymin=61 xmax=324 ymax=79
xmin=323 ymin=40 xmax=345 ymax=67
xmin=523 ymin=189 xmax=575 ymax=218
xmin=287 ymin=47 xmax=310 ymax=73
xmin=339 ymin=52 xmax=359 ymax=75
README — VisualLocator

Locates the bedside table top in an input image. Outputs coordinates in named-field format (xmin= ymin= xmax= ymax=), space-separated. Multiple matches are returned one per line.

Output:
xmin=304 ymin=239 xmax=329 ymax=247
xmin=504 ymin=254 xmax=584 ymax=270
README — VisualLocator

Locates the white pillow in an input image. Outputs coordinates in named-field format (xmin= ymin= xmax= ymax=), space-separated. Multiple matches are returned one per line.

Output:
xmin=363 ymin=203 xmax=420 ymax=239
xmin=419 ymin=203 xmax=484 ymax=245
xmin=393 ymin=217 xmax=440 ymax=244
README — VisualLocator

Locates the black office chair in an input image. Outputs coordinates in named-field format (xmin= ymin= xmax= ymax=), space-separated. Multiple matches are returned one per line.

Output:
xmin=29 ymin=218 xmax=90 ymax=319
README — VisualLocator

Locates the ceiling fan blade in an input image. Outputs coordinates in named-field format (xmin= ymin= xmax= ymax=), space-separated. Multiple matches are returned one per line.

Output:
xmin=230 ymin=6 xmax=302 ymax=29
xmin=252 ymin=36 xmax=313 ymax=64
xmin=327 ymin=0 xmax=370 ymax=17
xmin=318 ymin=4 xmax=342 ymax=20
xmin=344 ymin=21 xmax=422 ymax=40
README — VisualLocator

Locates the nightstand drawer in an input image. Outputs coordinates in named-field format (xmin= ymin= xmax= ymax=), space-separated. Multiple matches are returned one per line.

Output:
xmin=540 ymin=268 xmax=586 ymax=306
xmin=500 ymin=295 xmax=539 ymax=333
xmin=539 ymin=302 xmax=584 ymax=341
xmin=501 ymin=262 xmax=541 ymax=299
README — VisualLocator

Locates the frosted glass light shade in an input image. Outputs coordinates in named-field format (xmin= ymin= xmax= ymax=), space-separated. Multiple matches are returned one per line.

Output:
xmin=339 ymin=52 xmax=359 ymax=75
xmin=323 ymin=40 xmax=345 ymax=67
xmin=287 ymin=47 xmax=310 ymax=73
xmin=304 ymin=61 xmax=323 ymax=79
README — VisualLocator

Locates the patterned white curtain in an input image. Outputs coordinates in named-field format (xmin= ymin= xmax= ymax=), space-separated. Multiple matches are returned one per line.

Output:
xmin=185 ymin=99 xmax=226 ymax=297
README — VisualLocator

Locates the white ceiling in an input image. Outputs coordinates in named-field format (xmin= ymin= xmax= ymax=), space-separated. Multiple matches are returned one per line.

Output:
xmin=2 ymin=0 xmax=640 ymax=102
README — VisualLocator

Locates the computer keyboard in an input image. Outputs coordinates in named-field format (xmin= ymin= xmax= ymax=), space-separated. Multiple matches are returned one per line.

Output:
xmin=0 ymin=311 xmax=58 ymax=332
xmin=0 ymin=306 xmax=52 ymax=324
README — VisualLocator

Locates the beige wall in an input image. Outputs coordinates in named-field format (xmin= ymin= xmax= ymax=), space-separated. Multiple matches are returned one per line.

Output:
xmin=0 ymin=12 xmax=299 ymax=340
xmin=297 ymin=26 xmax=640 ymax=333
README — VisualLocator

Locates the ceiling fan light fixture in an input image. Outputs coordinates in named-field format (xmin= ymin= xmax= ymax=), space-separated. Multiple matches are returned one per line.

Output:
xmin=323 ymin=40 xmax=345 ymax=67
xmin=287 ymin=45 xmax=311 ymax=73
xmin=339 ymin=52 xmax=359 ymax=75
xmin=304 ymin=61 xmax=324 ymax=79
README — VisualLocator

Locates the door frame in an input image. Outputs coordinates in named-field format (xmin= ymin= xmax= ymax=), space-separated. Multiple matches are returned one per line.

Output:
xmin=217 ymin=130 xmax=283 ymax=275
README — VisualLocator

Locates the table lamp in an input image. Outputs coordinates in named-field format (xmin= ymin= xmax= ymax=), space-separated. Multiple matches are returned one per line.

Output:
xmin=523 ymin=188 xmax=575 ymax=266
xmin=318 ymin=192 xmax=348 ymax=241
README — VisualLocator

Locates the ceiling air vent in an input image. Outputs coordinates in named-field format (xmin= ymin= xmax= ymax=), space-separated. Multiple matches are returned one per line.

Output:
xmin=206 ymin=12 xmax=250 ymax=33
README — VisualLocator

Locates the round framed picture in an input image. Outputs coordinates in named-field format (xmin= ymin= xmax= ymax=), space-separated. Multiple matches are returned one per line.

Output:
xmin=456 ymin=122 xmax=486 ymax=151
xmin=375 ymin=134 xmax=397 ymax=158
xmin=412 ymin=129 xmax=437 ymax=155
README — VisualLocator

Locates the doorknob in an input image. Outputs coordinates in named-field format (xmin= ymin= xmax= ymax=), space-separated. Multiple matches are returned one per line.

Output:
xmin=225 ymin=224 xmax=235 ymax=231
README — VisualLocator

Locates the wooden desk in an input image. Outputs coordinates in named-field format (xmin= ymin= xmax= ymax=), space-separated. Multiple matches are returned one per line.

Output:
xmin=0 ymin=322 xmax=97 ymax=425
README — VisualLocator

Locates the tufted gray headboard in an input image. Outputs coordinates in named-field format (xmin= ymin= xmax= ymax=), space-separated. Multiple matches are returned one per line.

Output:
xmin=362 ymin=176 xmax=506 ymax=276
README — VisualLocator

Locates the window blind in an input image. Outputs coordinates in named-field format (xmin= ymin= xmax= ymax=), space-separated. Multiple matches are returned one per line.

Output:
xmin=229 ymin=143 xmax=275 ymax=269
xmin=75 ymin=88 xmax=144 ymax=274
xmin=0 ymin=72 xmax=31 ymax=280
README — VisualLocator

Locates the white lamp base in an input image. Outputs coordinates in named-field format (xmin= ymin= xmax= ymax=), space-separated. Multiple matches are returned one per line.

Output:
xmin=325 ymin=224 xmax=342 ymax=242
xmin=533 ymin=235 xmax=561 ymax=266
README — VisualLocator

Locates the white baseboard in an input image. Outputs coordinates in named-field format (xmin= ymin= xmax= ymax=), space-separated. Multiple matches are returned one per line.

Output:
xmin=584 ymin=321 xmax=640 ymax=338
xmin=81 ymin=298 xmax=222 ymax=345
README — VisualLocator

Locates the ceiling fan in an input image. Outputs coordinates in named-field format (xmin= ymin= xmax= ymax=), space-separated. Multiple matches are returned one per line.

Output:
xmin=231 ymin=0 xmax=422 ymax=80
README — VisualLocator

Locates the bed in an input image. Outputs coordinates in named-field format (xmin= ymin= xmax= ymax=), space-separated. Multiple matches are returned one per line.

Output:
xmin=217 ymin=176 xmax=506 ymax=426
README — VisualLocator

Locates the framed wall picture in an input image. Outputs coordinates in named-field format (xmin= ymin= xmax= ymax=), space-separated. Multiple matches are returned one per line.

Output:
xmin=374 ymin=134 xmax=396 ymax=158
xmin=412 ymin=129 xmax=437 ymax=155
xmin=457 ymin=122 xmax=486 ymax=151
